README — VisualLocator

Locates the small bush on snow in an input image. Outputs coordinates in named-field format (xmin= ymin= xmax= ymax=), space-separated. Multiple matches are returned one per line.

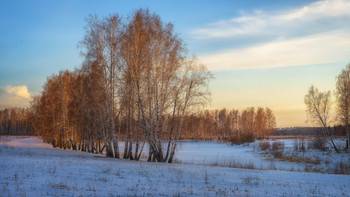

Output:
xmin=309 ymin=137 xmax=328 ymax=152
xmin=258 ymin=141 xmax=270 ymax=151
xmin=271 ymin=141 xmax=284 ymax=158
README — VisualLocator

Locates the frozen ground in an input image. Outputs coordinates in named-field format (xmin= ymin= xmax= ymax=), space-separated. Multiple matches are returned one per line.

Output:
xmin=174 ymin=141 xmax=300 ymax=170
xmin=116 ymin=140 xmax=307 ymax=171
xmin=1 ymin=136 xmax=350 ymax=196
xmin=174 ymin=139 xmax=350 ymax=174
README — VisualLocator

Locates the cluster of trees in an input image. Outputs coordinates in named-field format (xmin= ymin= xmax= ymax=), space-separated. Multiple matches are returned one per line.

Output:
xmin=0 ymin=107 xmax=31 ymax=135
xmin=276 ymin=126 xmax=346 ymax=136
xmin=305 ymin=63 xmax=350 ymax=152
xmin=181 ymin=107 xmax=276 ymax=140
xmin=29 ymin=9 xmax=211 ymax=163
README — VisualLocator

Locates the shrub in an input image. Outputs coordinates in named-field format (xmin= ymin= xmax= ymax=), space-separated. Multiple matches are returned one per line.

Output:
xmin=230 ymin=132 xmax=255 ymax=145
xmin=205 ymin=158 xmax=256 ymax=169
xmin=293 ymin=138 xmax=306 ymax=152
xmin=240 ymin=175 xmax=260 ymax=185
xmin=271 ymin=141 xmax=284 ymax=158
xmin=309 ymin=137 xmax=328 ymax=151
xmin=259 ymin=141 xmax=270 ymax=151
xmin=334 ymin=160 xmax=350 ymax=174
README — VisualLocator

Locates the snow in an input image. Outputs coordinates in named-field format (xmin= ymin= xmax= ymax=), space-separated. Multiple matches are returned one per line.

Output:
xmin=173 ymin=141 xmax=305 ymax=171
xmin=172 ymin=139 xmax=350 ymax=173
xmin=1 ymin=136 xmax=349 ymax=196
xmin=118 ymin=140 xmax=305 ymax=171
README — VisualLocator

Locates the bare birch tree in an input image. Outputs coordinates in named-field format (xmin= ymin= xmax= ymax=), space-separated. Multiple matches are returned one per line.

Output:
xmin=305 ymin=85 xmax=340 ymax=153
xmin=121 ymin=9 xmax=211 ymax=162
xmin=80 ymin=14 xmax=123 ymax=158
xmin=265 ymin=107 xmax=276 ymax=136
xmin=166 ymin=60 xmax=212 ymax=163
xmin=335 ymin=63 xmax=350 ymax=149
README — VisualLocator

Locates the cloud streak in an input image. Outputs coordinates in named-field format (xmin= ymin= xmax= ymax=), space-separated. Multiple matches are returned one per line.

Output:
xmin=191 ymin=0 xmax=350 ymax=40
xmin=5 ymin=85 xmax=31 ymax=99
xmin=199 ymin=31 xmax=350 ymax=70
xmin=191 ymin=0 xmax=350 ymax=70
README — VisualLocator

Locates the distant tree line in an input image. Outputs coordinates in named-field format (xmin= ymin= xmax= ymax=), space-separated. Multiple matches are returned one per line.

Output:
xmin=275 ymin=126 xmax=346 ymax=136
xmin=29 ymin=9 xmax=211 ymax=163
xmin=0 ymin=107 xmax=32 ymax=135
xmin=181 ymin=107 xmax=276 ymax=141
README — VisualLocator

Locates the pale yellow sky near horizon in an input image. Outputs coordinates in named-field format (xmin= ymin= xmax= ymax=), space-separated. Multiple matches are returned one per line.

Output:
xmin=206 ymin=62 xmax=343 ymax=128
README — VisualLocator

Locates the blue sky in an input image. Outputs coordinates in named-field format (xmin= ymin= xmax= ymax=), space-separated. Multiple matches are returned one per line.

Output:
xmin=1 ymin=0 xmax=350 ymax=127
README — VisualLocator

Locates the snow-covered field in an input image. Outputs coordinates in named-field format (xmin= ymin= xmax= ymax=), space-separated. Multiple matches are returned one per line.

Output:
xmin=174 ymin=140 xmax=350 ymax=174
xmin=174 ymin=141 xmax=298 ymax=170
xmin=1 ymin=136 xmax=350 ymax=196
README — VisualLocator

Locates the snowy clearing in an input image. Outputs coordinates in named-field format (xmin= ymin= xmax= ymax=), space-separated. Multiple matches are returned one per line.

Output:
xmin=172 ymin=140 xmax=350 ymax=174
xmin=0 ymin=136 xmax=349 ymax=196
xmin=174 ymin=141 xmax=297 ymax=170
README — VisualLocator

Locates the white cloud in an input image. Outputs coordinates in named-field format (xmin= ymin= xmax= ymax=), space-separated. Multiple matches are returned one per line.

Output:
xmin=191 ymin=0 xmax=350 ymax=70
xmin=191 ymin=0 xmax=350 ymax=39
xmin=5 ymin=85 xmax=31 ymax=99
xmin=199 ymin=31 xmax=350 ymax=70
